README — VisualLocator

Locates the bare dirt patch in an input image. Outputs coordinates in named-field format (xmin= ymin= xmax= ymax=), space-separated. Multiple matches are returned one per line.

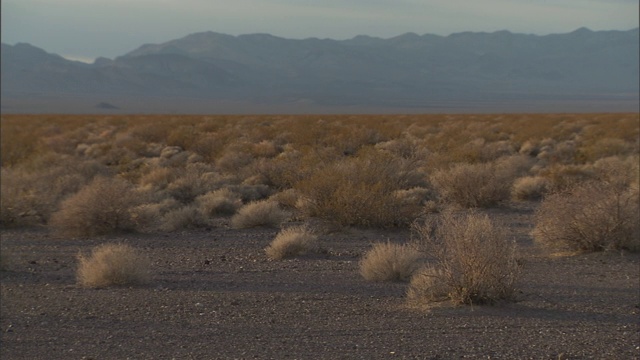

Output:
xmin=1 ymin=203 xmax=639 ymax=359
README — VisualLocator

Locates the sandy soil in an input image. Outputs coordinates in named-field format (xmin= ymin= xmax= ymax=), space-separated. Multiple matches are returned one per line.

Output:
xmin=1 ymin=203 xmax=639 ymax=359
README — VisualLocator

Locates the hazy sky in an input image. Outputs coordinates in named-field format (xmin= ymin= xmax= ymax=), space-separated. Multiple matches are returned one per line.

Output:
xmin=2 ymin=0 xmax=638 ymax=62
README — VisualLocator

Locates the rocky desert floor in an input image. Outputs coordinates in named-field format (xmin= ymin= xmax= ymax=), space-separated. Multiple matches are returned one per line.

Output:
xmin=1 ymin=202 xmax=639 ymax=360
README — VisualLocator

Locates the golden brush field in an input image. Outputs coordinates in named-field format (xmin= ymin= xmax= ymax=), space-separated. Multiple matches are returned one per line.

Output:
xmin=1 ymin=113 xmax=639 ymax=359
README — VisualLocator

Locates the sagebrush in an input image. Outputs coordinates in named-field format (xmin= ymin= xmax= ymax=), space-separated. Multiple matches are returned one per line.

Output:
xmin=532 ymin=181 xmax=640 ymax=252
xmin=359 ymin=241 xmax=422 ymax=282
xmin=231 ymin=200 xmax=289 ymax=228
xmin=266 ymin=226 xmax=318 ymax=260
xmin=49 ymin=176 xmax=143 ymax=237
xmin=409 ymin=210 xmax=521 ymax=305
xmin=77 ymin=243 xmax=151 ymax=288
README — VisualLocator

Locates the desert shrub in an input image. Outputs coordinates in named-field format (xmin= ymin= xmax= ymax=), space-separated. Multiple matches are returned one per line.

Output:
xmin=253 ymin=151 xmax=306 ymax=189
xmin=216 ymin=150 xmax=255 ymax=174
xmin=77 ymin=243 xmax=151 ymax=288
xmin=165 ymin=164 xmax=219 ymax=203
xmin=1 ymin=120 xmax=44 ymax=167
xmin=394 ymin=187 xmax=433 ymax=208
xmin=166 ymin=125 xmax=200 ymax=150
xmin=130 ymin=198 xmax=181 ymax=233
xmin=159 ymin=205 xmax=210 ymax=232
xmin=406 ymin=267 xmax=452 ymax=305
xmin=537 ymin=164 xmax=596 ymax=192
xmin=1 ymin=168 xmax=42 ymax=226
xmin=410 ymin=210 xmax=520 ymax=305
xmin=430 ymin=162 xmax=514 ymax=208
xmin=579 ymin=138 xmax=634 ymax=162
xmin=511 ymin=176 xmax=550 ymax=201
xmin=465 ymin=138 xmax=516 ymax=163
xmin=251 ymin=140 xmax=280 ymax=158
xmin=196 ymin=189 xmax=242 ymax=217
xmin=129 ymin=121 xmax=172 ymax=143
xmin=592 ymin=156 xmax=639 ymax=190
xmin=228 ymin=184 xmax=273 ymax=202
xmin=532 ymin=181 xmax=640 ymax=252
xmin=359 ymin=241 xmax=422 ymax=282
xmin=139 ymin=167 xmax=177 ymax=190
xmin=494 ymin=154 xmax=534 ymax=176
xmin=265 ymin=226 xmax=318 ymax=260
xmin=518 ymin=140 xmax=540 ymax=157
xmin=269 ymin=189 xmax=301 ymax=210
xmin=253 ymin=147 xmax=343 ymax=190
xmin=1 ymin=157 xmax=110 ymax=227
xmin=295 ymin=149 xmax=416 ymax=227
xmin=231 ymin=200 xmax=289 ymax=228
xmin=49 ymin=177 xmax=143 ymax=237
xmin=547 ymin=139 xmax=578 ymax=164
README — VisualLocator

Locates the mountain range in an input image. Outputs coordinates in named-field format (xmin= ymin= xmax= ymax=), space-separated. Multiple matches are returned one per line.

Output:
xmin=2 ymin=28 xmax=638 ymax=113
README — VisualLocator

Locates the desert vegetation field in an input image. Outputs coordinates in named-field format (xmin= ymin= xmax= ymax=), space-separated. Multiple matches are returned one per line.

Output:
xmin=1 ymin=113 xmax=639 ymax=359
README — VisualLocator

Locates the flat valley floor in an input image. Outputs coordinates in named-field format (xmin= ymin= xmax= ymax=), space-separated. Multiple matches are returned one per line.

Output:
xmin=1 ymin=203 xmax=639 ymax=359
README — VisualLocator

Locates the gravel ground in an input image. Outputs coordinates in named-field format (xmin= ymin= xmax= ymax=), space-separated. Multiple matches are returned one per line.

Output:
xmin=1 ymin=203 xmax=639 ymax=359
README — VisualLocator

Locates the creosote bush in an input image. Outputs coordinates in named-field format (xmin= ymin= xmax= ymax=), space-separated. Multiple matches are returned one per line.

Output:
xmin=49 ymin=176 xmax=143 ymax=237
xmin=266 ymin=226 xmax=318 ymax=260
xmin=430 ymin=162 xmax=515 ymax=208
xmin=197 ymin=189 xmax=242 ymax=217
xmin=159 ymin=205 xmax=210 ymax=232
xmin=359 ymin=241 xmax=421 ymax=282
xmin=231 ymin=200 xmax=289 ymax=228
xmin=296 ymin=149 xmax=416 ymax=227
xmin=409 ymin=210 xmax=520 ymax=306
xmin=511 ymin=176 xmax=550 ymax=201
xmin=2 ymin=114 xmax=638 ymax=232
xmin=77 ymin=243 xmax=151 ymax=288
xmin=532 ymin=181 xmax=640 ymax=252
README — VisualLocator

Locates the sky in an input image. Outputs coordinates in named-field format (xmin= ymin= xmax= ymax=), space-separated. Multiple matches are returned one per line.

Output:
xmin=2 ymin=0 xmax=639 ymax=63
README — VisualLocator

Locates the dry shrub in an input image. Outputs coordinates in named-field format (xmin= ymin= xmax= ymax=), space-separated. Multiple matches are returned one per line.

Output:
xmin=538 ymin=164 xmax=596 ymax=192
xmin=394 ymin=187 xmax=433 ymax=208
xmin=532 ymin=181 xmax=640 ymax=252
xmin=165 ymin=164 xmax=219 ymax=204
xmin=265 ymin=226 xmax=318 ymax=260
xmin=49 ymin=177 xmax=143 ymax=237
xmin=547 ymin=139 xmax=578 ymax=164
xmin=359 ymin=241 xmax=422 ymax=282
xmin=511 ymin=176 xmax=550 ymax=201
xmin=269 ymin=189 xmax=301 ymax=210
xmin=1 ymin=168 xmax=42 ymax=227
xmin=160 ymin=205 xmax=210 ymax=232
xmin=1 ymin=157 xmax=110 ymax=227
xmin=1 ymin=120 xmax=44 ymax=167
xmin=77 ymin=243 xmax=151 ymax=288
xmin=579 ymin=138 xmax=634 ymax=162
xmin=251 ymin=140 xmax=280 ymax=158
xmin=231 ymin=200 xmax=289 ymax=229
xmin=295 ymin=150 xmax=416 ymax=227
xmin=430 ymin=162 xmax=514 ymax=208
xmin=139 ymin=167 xmax=177 ymax=190
xmin=130 ymin=198 xmax=181 ymax=233
xmin=253 ymin=152 xmax=304 ymax=190
xmin=216 ymin=150 xmax=255 ymax=174
xmin=592 ymin=155 xmax=639 ymax=190
xmin=228 ymin=184 xmax=273 ymax=202
xmin=406 ymin=267 xmax=452 ymax=305
xmin=196 ymin=189 xmax=242 ymax=217
xmin=410 ymin=210 xmax=520 ymax=305
xmin=518 ymin=140 xmax=539 ymax=157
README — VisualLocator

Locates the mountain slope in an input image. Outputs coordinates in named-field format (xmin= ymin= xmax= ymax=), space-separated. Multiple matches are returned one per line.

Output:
xmin=2 ymin=28 xmax=638 ymax=113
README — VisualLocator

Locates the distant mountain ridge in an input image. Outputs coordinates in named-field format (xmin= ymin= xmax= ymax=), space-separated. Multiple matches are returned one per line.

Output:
xmin=2 ymin=28 xmax=638 ymax=113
